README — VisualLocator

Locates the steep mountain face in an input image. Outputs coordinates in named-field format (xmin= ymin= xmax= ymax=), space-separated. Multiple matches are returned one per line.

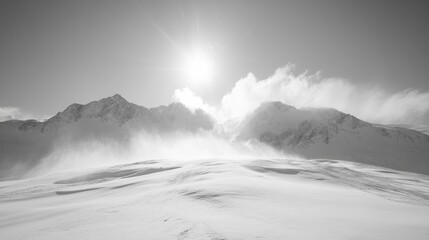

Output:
xmin=237 ymin=101 xmax=429 ymax=174
xmin=0 ymin=94 xmax=213 ymax=178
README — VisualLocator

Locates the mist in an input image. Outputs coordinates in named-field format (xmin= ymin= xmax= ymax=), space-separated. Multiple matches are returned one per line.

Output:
xmin=28 ymin=129 xmax=287 ymax=177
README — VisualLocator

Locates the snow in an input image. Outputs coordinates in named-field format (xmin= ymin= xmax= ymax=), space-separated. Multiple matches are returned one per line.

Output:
xmin=42 ymin=94 xmax=213 ymax=132
xmin=1 ymin=96 xmax=429 ymax=239
xmin=238 ymin=101 xmax=429 ymax=175
xmin=0 ymin=95 xmax=214 ymax=178
xmin=1 ymin=158 xmax=428 ymax=239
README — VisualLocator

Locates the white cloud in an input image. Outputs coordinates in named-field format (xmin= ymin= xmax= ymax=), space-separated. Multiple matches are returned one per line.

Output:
xmin=0 ymin=106 xmax=39 ymax=121
xmin=172 ymin=87 xmax=217 ymax=116
xmin=0 ymin=106 xmax=21 ymax=121
xmin=173 ymin=64 xmax=429 ymax=128
xmin=219 ymin=64 xmax=429 ymax=127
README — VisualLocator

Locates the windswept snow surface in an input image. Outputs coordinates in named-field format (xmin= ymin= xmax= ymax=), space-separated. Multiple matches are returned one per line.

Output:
xmin=1 ymin=158 xmax=429 ymax=240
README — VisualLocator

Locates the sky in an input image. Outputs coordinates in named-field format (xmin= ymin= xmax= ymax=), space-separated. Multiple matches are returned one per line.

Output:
xmin=0 ymin=0 xmax=428 ymax=126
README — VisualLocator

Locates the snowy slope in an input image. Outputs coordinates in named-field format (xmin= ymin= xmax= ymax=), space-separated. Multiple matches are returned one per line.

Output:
xmin=0 ymin=158 xmax=428 ymax=240
xmin=237 ymin=101 xmax=429 ymax=174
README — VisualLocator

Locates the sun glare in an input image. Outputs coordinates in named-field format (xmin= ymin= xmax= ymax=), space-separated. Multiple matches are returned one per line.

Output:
xmin=184 ymin=49 xmax=213 ymax=82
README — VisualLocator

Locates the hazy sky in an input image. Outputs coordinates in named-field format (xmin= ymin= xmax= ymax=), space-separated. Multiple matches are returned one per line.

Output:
xmin=1 ymin=0 xmax=428 ymax=122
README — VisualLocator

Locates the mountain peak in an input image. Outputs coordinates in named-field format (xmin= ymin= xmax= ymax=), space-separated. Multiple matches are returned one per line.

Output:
xmin=258 ymin=101 xmax=296 ymax=112
xmin=38 ymin=94 xmax=213 ymax=133
xmin=98 ymin=94 xmax=129 ymax=105
xmin=40 ymin=94 xmax=142 ymax=132
xmin=110 ymin=94 xmax=126 ymax=102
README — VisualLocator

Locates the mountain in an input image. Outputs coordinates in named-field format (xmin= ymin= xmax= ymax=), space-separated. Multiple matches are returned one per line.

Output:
xmin=2 ymin=96 xmax=429 ymax=178
xmin=40 ymin=94 xmax=147 ymax=132
xmin=6 ymin=94 xmax=213 ymax=134
xmin=236 ymin=101 xmax=429 ymax=174
xmin=0 ymin=94 xmax=213 ymax=178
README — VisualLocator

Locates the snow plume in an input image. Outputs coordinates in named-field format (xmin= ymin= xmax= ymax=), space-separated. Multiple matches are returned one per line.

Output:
xmin=31 ymin=130 xmax=285 ymax=176
xmin=0 ymin=106 xmax=43 ymax=121
xmin=129 ymin=131 xmax=283 ymax=160
xmin=221 ymin=65 xmax=323 ymax=119
xmin=172 ymin=87 xmax=216 ymax=115
xmin=0 ymin=106 xmax=24 ymax=121
xmin=176 ymin=64 xmax=429 ymax=127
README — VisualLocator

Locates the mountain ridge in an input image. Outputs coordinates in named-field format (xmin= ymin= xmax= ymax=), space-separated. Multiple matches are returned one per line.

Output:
xmin=1 ymin=96 xmax=429 ymax=177
xmin=2 ymin=94 xmax=213 ymax=134
xmin=237 ymin=101 xmax=429 ymax=174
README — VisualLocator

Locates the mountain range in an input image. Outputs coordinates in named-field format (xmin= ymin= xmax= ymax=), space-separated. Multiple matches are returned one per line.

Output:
xmin=1 ymin=94 xmax=428 ymax=178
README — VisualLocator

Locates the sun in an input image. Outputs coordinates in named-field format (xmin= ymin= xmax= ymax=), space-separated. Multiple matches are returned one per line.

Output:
xmin=183 ymin=49 xmax=213 ymax=82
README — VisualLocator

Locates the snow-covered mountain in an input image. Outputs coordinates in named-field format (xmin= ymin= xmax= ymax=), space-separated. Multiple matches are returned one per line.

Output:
xmin=236 ymin=101 xmax=429 ymax=174
xmin=5 ymin=94 xmax=213 ymax=134
xmin=1 ymin=96 xmax=429 ymax=178
xmin=0 ymin=94 xmax=213 ymax=178
xmin=40 ymin=94 xmax=148 ymax=132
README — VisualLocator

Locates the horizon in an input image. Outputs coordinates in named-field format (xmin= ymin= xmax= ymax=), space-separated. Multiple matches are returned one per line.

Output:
xmin=1 ymin=92 xmax=427 ymax=133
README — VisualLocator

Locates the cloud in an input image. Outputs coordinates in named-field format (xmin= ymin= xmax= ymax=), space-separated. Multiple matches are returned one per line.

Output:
xmin=219 ymin=64 xmax=429 ymax=127
xmin=0 ymin=106 xmax=41 ymax=121
xmin=0 ymin=106 xmax=22 ymax=121
xmin=174 ymin=64 xmax=429 ymax=128
xmin=172 ymin=87 xmax=217 ymax=116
